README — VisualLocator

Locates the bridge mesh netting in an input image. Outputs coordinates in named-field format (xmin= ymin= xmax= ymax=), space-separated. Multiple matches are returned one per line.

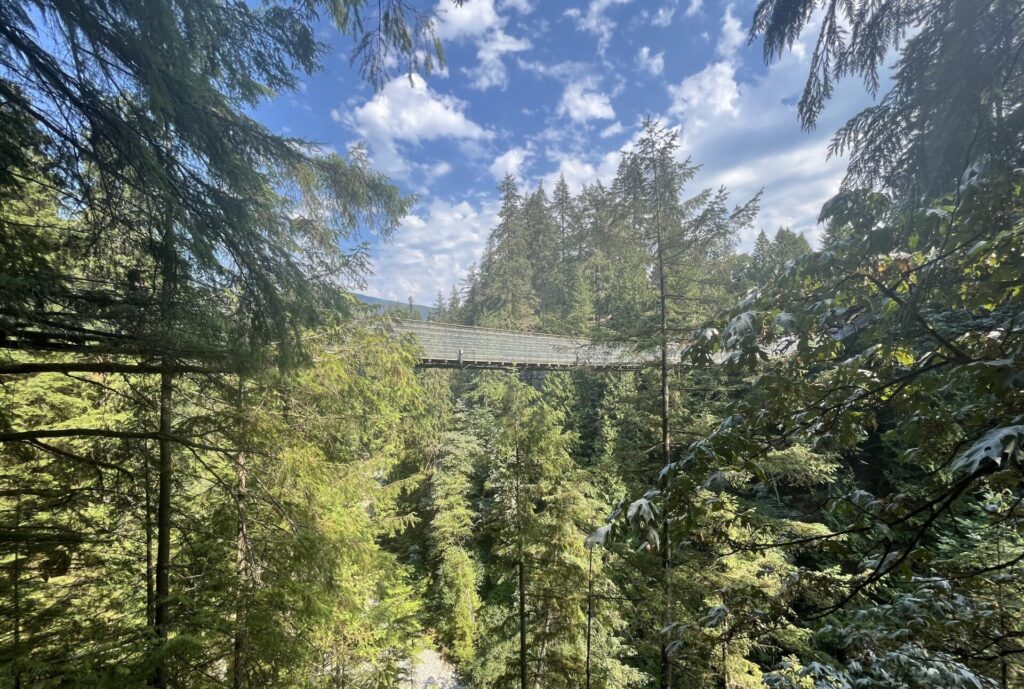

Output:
xmin=393 ymin=320 xmax=641 ymax=369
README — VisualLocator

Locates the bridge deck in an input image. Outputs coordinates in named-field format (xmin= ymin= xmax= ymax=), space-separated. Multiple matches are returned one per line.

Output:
xmin=393 ymin=320 xmax=642 ymax=369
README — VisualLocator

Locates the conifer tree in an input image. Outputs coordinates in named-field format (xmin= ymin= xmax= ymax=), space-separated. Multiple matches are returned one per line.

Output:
xmin=748 ymin=229 xmax=772 ymax=283
xmin=767 ymin=227 xmax=810 ymax=267
xmin=552 ymin=175 xmax=577 ymax=256
xmin=466 ymin=375 xmax=639 ymax=689
xmin=472 ymin=176 xmax=539 ymax=330
xmin=741 ymin=227 xmax=811 ymax=287
xmin=522 ymin=186 xmax=564 ymax=331
xmin=428 ymin=412 xmax=483 ymax=665
xmin=0 ymin=1 xmax=440 ymax=685
xmin=600 ymin=120 xmax=757 ymax=688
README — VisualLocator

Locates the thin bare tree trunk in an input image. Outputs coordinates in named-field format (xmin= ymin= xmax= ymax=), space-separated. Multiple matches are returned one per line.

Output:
xmin=13 ymin=498 xmax=22 ymax=689
xmin=233 ymin=380 xmax=249 ymax=689
xmin=152 ymin=150 xmax=176 ymax=687
xmin=532 ymin=609 xmax=551 ymax=689
xmin=656 ymin=168 xmax=673 ymax=689
xmin=719 ymin=642 xmax=728 ymax=688
xmin=516 ymin=443 xmax=528 ymax=689
xmin=586 ymin=547 xmax=594 ymax=689
xmin=153 ymin=369 xmax=173 ymax=689
xmin=145 ymin=449 xmax=155 ymax=632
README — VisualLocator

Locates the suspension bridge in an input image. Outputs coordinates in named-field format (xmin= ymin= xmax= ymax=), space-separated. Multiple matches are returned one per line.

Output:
xmin=393 ymin=320 xmax=647 ymax=370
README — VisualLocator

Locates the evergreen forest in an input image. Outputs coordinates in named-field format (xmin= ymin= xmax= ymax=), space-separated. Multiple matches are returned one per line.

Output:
xmin=1 ymin=0 xmax=1022 ymax=688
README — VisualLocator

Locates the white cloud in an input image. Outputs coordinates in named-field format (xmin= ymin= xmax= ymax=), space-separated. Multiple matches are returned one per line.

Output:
xmin=600 ymin=121 xmax=624 ymax=138
xmin=433 ymin=0 xmax=500 ymax=40
xmin=652 ymin=5 xmax=675 ymax=26
xmin=344 ymin=74 xmax=491 ymax=177
xmin=541 ymin=150 xmax=621 ymax=192
xmin=499 ymin=0 xmax=533 ymax=12
xmin=348 ymin=75 xmax=489 ymax=143
xmin=666 ymin=17 xmax=876 ymax=248
xmin=364 ymin=0 xmax=868 ymax=298
xmin=702 ymin=140 xmax=845 ymax=247
xmin=516 ymin=58 xmax=589 ymax=81
xmin=404 ymin=159 xmax=455 ymax=195
xmin=547 ymin=157 xmax=597 ymax=192
xmin=489 ymin=147 xmax=532 ymax=180
xmin=564 ymin=0 xmax=634 ymax=52
xmin=717 ymin=5 xmax=745 ymax=59
xmin=425 ymin=160 xmax=453 ymax=181
xmin=434 ymin=0 xmax=530 ymax=91
xmin=557 ymin=80 xmax=616 ymax=123
xmin=636 ymin=46 xmax=665 ymax=76
xmin=365 ymin=197 xmax=500 ymax=303
xmin=467 ymin=30 xmax=531 ymax=90
xmin=667 ymin=61 xmax=740 ymax=125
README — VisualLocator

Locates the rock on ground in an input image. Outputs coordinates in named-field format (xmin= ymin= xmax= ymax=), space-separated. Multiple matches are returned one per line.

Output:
xmin=408 ymin=648 xmax=461 ymax=689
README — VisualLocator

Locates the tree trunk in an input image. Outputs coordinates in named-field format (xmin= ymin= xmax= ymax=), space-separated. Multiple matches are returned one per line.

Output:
xmin=656 ymin=175 xmax=673 ymax=689
xmin=586 ymin=547 xmax=594 ymax=689
xmin=12 ymin=498 xmax=22 ymax=689
xmin=145 ymin=449 xmax=155 ymax=632
xmin=152 ymin=161 xmax=176 ymax=688
xmin=518 ymin=556 xmax=528 ymax=689
xmin=232 ymin=381 xmax=249 ymax=689
xmin=516 ymin=444 xmax=528 ymax=689
xmin=153 ymin=370 xmax=173 ymax=689
xmin=532 ymin=608 xmax=551 ymax=689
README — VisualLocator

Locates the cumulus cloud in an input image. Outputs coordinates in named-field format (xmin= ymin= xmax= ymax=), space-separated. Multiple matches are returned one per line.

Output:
xmin=434 ymin=0 xmax=500 ymax=40
xmin=600 ymin=121 xmax=624 ymax=138
xmin=489 ymin=147 xmax=532 ymax=180
xmin=516 ymin=58 xmax=590 ymax=81
xmin=557 ymin=80 xmax=616 ymax=123
xmin=636 ymin=46 xmax=665 ymax=76
xmin=666 ymin=6 xmax=747 ymax=135
xmin=500 ymin=0 xmax=533 ymax=12
xmin=702 ymin=140 xmax=845 ymax=247
xmin=666 ymin=16 xmax=875 ymax=248
xmin=652 ymin=5 xmax=675 ymax=26
xmin=364 ymin=197 xmax=500 ymax=303
xmin=667 ymin=61 xmax=740 ymax=124
xmin=434 ymin=0 xmax=530 ymax=90
xmin=541 ymin=149 xmax=621 ymax=192
xmin=564 ymin=0 xmax=634 ymax=53
xmin=468 ymin=30 xmax=531 ymax=90
xmin=716 ymin=5 xmax=745 ymax=59
xmin=342 ymin=74 xmax=491 ymax=177
xmin=363 ymin=0 xmax=870 ymax=296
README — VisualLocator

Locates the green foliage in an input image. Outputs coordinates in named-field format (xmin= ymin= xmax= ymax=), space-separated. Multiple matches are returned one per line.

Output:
xmin=429 ymin=423 xmax=483 ymax=664
xmin=738 ymin=227 xmax=812 ymax=288
xmin=0 ymin=327 xmax=430 ymax=687
xmin=5 ymin=2 xmax=1023 ymax=688
xmin=0 ymin=1 xmax=440 ymax=685
xmin=0 ymin=0 xmax=422 ymax=368
xmin=458 ymin=374 xmax=642 ymax=689
xmin=470 ymin=176 xmax=540 ymax=330
xmin=653 ymin=1 xmax=1024 ymax=686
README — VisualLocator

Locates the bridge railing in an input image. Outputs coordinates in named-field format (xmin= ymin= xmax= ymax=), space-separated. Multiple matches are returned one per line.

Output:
xmin=393 ymin=320 xmax=644 ymax=369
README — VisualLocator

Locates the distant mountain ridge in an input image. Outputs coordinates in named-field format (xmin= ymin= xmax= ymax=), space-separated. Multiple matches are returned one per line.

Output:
xmin=354 ymin=293 xmax=433 ymax=320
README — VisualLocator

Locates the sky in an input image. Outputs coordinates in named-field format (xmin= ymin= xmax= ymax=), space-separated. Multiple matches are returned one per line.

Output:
xmin=257 ymin=0 xmax=878 ymax=305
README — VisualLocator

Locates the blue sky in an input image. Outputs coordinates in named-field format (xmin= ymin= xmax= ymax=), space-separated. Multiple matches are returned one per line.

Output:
xmin=257 ymin=0 xmax=876 ymax=304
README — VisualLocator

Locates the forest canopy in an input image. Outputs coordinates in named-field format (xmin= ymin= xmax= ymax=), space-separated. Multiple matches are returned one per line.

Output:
xmin=1 ymin=0 xmax=1022 ymax=688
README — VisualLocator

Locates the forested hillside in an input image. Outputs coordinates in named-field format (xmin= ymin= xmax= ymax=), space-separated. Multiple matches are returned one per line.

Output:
xmin=2 ymin=1 xmax=1022 ymax=688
